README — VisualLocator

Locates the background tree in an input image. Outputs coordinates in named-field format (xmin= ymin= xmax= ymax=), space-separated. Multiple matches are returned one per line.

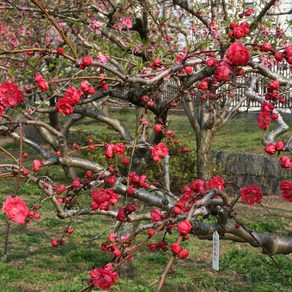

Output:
xmin=0 ymin=0 xmax=291 ymax=291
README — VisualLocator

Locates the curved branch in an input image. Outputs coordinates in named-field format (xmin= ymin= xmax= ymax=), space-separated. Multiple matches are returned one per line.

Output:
xmin=250 ymin=0 xmax=278 ymax=31
xmin=249 ymin=61 xmax=292 ymax=86
xmin=73 ymin=107 xmax=132 ymax=142
xmin=172 ymin=0 xmax=209 ymax=27
xmin=193 ymin=221 xmax=292 ymax=255
xmin=245 ymin=76 xmax=289 ymax=144
xmin=29 ymin=0 xmax=78 ymax=60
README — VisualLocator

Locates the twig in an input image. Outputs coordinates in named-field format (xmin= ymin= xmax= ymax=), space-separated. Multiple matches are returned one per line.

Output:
xmin=164 ymin=154 xmax=170 ymax=192
xmin=229 ymin=213 xmax=283 ymax=274
xmin=0 ymin=146 xmax=18 ymax=164
xmin=3 ymin=221 xmax=11 ymax=260
xmin=14 ymin=122 xmax=23 ymax=197
xmin=112 ymin=219 xmax=171 ymax=272
xmin=29 ymin=0 xmax=78 ymax=60
xmin=156 ymin=202 xmax=197 ymax=291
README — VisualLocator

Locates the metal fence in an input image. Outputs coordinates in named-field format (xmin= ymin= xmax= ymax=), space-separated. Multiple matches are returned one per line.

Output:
xmin=110 ymin=64 xmax=292 ymax=110
xmin=232 ymin=64 xmax=292 ymax=110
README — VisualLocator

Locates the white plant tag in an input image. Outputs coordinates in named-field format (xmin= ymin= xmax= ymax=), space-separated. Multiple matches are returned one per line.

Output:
xmin=212 ymin=231 xmax=219 ymax=271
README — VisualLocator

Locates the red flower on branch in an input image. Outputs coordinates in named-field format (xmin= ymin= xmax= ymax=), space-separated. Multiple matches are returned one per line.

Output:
xmin=178 ymin=248 xmax=189 ymax=259
xmin=0 ymin=81 xmax=23 ymax=108
xmin=56 ymin=98 xmax=73 ymax=115
xmin=82 ymin=55 xmax=92 ymax=66
xmin=265 ymin=143 xmax=276 ymax=155
xmin=105 ymin=143 xmax=125 ymax=159
xmin=151 ymin=143 xmax=169 ymax=161
xmin=283 ymin=45 xmax=292 ymax=64
xmin=171 ymin=243 xmax=181 ymax=254
xmin=63 ymin=86 xmax=81 ymax=105
xmin=257 ymin=111 xmax=271 ymax=130
xmin=148 ymin=243 xmax=158 ymax=252
xmin=206 ymin=57 xmax=217 ymax=67
xmin=198 ymin=80 xmax=208 ymax=90
xmin=189 ymin=178 xmax=206 ymax=194
xmin=207 ymin=176 xmax=225 ymax=191
xmin=261 ymin=43 xmax=272 ymax=52
xmin=226 ymin=42 xmax=250 ymax=66
xmin=279 ymin=155 xmax=292 ymax=168
xmin=116 ymin=206 xmax=127 ymax=222
xmin=35 ymin=73 xmax=49 ymax=92
xmin=150 ymin=209 xmax=162 ymax=222
xmin=279 ymin=181 xmax=292 ymax=202
xmin=275 ymin=140 xmax=285 ymax=151
xmin=177 ymin=220 xmax=192 ymax=234
xmin=32 ymin=160 xmax=41 ymax=172
xmin=91 ymin=188 xmax=120 ymax=211
xmin=240 ymin=185 xmax=263 ymax=205
xmin=89 ymin=263 xmax=119 ymax=290
xmin=214 ymin=63 xmax=232 ymax=81
xmin=113 ymin=143 xmax=125 ymax=156
xmin=2 ymin=197 xmax=29 ymax=224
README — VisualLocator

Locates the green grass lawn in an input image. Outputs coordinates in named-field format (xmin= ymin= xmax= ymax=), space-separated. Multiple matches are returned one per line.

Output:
xmin=0 ymin=195 xmax=291 ymax=291
xmin=0 ymin=109 xmax=292 ymax=291
xmin=73 ymin=108 xmax=292 ymax=154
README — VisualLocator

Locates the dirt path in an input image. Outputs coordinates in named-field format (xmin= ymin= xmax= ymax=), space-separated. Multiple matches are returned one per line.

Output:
xmin=0 ymin=136 xmax=14 ymax=147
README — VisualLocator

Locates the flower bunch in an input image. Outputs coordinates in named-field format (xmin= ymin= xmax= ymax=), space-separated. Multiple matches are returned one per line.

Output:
xmin=56 ymin=86 xmax=81 ymax=115
xmin=91 ymin=188 xmax=120 ymax=211
xmin=0 ymin=82 xmax=23 ymax=117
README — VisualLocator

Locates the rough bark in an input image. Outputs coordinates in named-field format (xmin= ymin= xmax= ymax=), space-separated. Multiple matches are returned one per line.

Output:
xmin=196 ymin=129 xmax=214 ymax=180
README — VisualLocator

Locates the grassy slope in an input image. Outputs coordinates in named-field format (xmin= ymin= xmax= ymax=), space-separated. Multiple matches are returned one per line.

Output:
xmin=0 ymin=110 xmax=291 ymax=291
xmin=0 ymin=196 xmax=291 ymax=291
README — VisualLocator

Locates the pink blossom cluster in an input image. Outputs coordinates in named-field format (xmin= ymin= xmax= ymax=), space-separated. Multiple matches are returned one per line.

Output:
xmin=170 ymin=243 xmax=189 ymax=259
xmin=257 ymin=101 xmax=274 ymax=131
xmin=80 ymin=80 xmax=96 ymax=95
xmin=97 ymin=51 xmax=109 ymax=64
xmin=148 ymin=240 xmax=168 ymax=253
xmin=88 ymin=263 xmax=119 ymax=290
xmin=100 ymin=233 xmax=130 ymax=258
xmin=209 ymin=22 xmax=220 ymax=38
xmin=265 ymin=80 xmax=283 ymax=103
xmin=151 ymin=142 xmax=169 ymax=161
xmin=116 ymin=203 xmax=136 ymax=222
xmin=2 ymin=196 xmax=28 ymax=224
xmin=105 ymin=143 xmax=125 ymax=160
xmin=279 ymin=181 xmax=292 ymax=202
xmin=240 ymin=185 xmax=263 ymax=205
xmin=0 ymin=82 xmax=24 ymax=117
xmin=89 ymin=20 xmax=102 ymax=34
xmin=265 ymin=140 xmax=284 ymax=155
xmin=228 ymin=22 xmax=250 ymax=39
xmin=35 ymin=73 xmax=49 ymax=92
xmin=120 ymin=17 xmax=132 ymax=29
xmin=175 ymin=176 xmax=224 ymax=212
xmin=90 ymin=188 xmax=120 ymax=211
xmin=128 ymin=172 xmax=150 ymax=190
xmin=56 ymin=85 xmax=81 ymax=115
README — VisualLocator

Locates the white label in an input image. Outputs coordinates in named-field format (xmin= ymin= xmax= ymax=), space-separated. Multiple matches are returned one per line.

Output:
xmin=212 ymin=231 xmax=219 ymax=271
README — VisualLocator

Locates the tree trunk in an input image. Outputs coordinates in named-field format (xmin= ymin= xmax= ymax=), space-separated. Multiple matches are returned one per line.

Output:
xmin=196 ymin=129 xmax=214 ymax=180
xmin=49 ymin=98 xmax=60 ymax=130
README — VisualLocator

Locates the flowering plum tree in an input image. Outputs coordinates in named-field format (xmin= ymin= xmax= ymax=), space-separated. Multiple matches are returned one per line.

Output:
xmin=0 ymin=0 xmax=292 ymax=290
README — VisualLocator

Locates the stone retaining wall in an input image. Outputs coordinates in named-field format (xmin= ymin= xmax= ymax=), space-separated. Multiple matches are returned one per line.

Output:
xmin=213 ymin=151 xmax=291 ymax=195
